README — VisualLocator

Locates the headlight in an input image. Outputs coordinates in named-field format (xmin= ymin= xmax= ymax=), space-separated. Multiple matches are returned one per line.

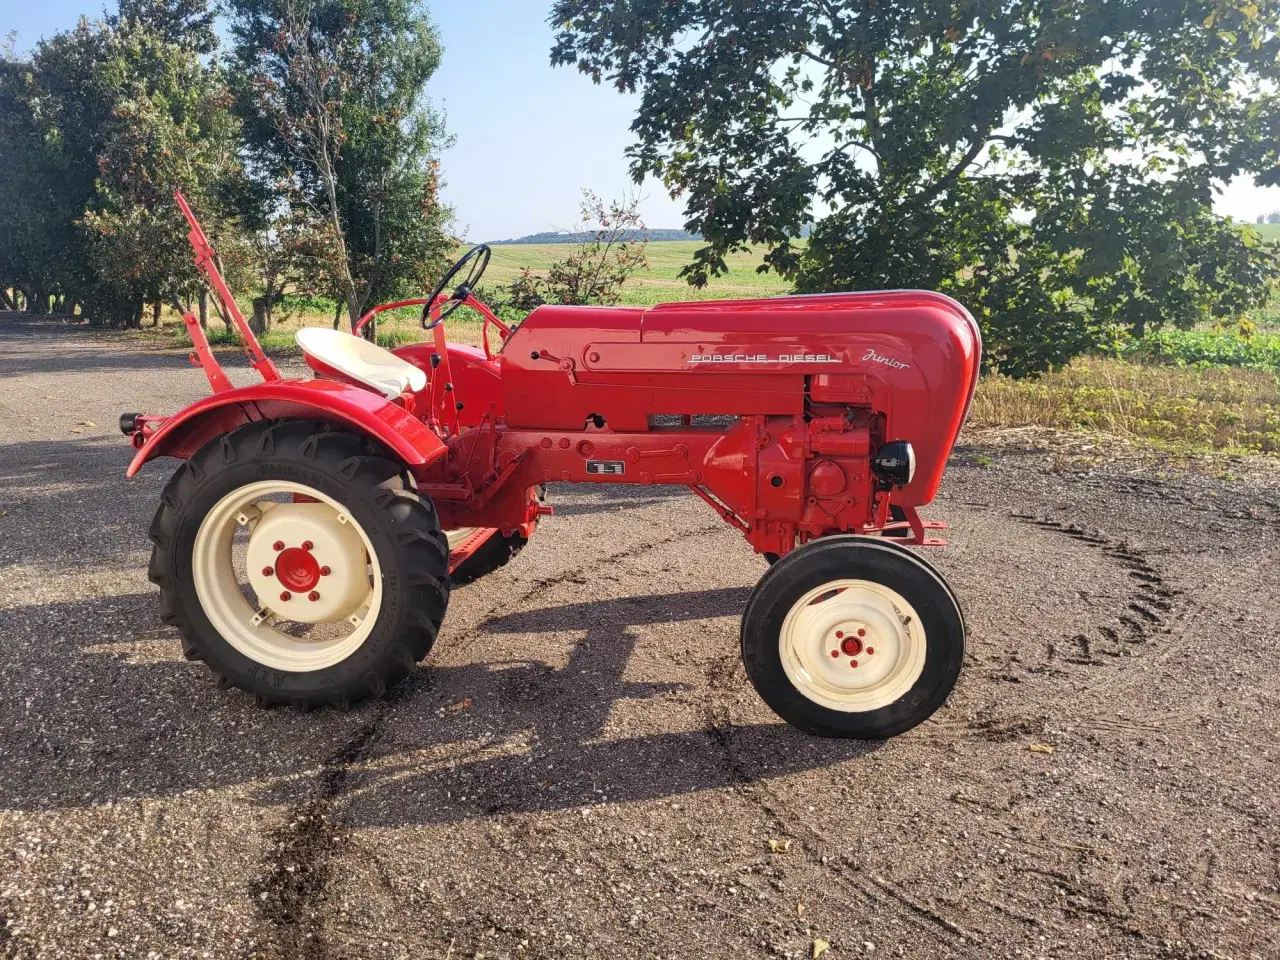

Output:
xmin=872 ymin=441 xmax=915 ymax=489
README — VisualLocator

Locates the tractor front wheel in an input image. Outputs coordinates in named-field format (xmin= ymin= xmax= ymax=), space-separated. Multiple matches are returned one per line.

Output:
xmin=147 ymin=419 xmax=450 ymax=708
xmin=741 ymin=536 xmax=964 ymax=738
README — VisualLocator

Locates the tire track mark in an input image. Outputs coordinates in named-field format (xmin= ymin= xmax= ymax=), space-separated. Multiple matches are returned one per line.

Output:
xmin=249 ymin=515 xmax=728 ymax=956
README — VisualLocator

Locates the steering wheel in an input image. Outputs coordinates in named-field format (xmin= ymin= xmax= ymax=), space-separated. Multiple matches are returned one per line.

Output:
xmin=422 ymin=244 xmax=491 ymax=329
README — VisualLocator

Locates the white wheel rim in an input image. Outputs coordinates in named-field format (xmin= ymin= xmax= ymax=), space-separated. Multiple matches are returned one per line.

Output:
xmin=192 ymin=481 xmax=383 ymax=673
xmin=778 ymin=578 xmax=926 ymax=712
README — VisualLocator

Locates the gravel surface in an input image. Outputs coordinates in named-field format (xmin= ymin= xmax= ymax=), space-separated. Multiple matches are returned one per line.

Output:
xmin=1 ymin=313 xmax=1277 ymax=960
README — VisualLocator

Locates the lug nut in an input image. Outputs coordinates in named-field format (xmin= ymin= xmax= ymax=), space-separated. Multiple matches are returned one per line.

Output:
xmin=857 ymin=628 xmax=866 ymax=637
xmin=273 ymin=541 xmax=285 ymax=552
xmin=835 ymin=630 xmax=844 ymax=639
xmin=262 ymin=566 xmax=274 ymax=577
xmin=279 ymin=591 xmax=291 ymax=602
xmin=302 ymin=540 xmax=314 ymax=551
xmin=850 ymin=659 xmax=859 ymax=668
xmin=867 ymin=647 xmax=875 ymax=655
xmin=319 ymin=566 xmax=331 ymax=576
xmin=308 ymin=591 xmax=320 ymax=602
xmin=830 ymin=650 xmax=839 ymax=658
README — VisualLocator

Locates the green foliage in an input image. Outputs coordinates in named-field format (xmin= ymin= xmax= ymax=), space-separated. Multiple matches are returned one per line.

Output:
xmin=502 ymin=191 xmax=649 ymax=307
xmin=80 ymin=24 xmax=244 ymax=323
xmin=0 ymin=0 xmax=450 ymax=330
xmin=551 ymin=0 xmax=1280 ymax=375
xmin=1121 ymin=328 xmax=1280 ymax=371
xmin=227 ymin=0 xmax=455 ymax=329
xmin=0 ymin=7 xmax=239 ymax=324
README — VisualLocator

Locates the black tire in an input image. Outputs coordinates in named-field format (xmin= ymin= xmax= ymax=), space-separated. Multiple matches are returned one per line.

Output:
xmin=449 ymin=529 xmax=528 ymax=586
xmin=740 ymin=535 xmax=964 ymax=738
xmin=879 ymin=504 xmax=911 ymax=538
xmin=147 ymin=418 xmax=450 ymax=708
xmin=447 ymin=486 xmax=544 ymax=585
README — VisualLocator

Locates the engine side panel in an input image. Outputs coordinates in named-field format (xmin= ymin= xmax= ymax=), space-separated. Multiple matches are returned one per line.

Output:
xmin=497 ymin=291 xmax=980 ymax=502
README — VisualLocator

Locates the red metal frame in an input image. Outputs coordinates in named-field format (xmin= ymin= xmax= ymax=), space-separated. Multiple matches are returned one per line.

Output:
xmin=125 ymin=196 xmax=981 ymax=561
xmin=126 ymin=379 xmax=448 ymax=477
xmin=181 ymin=310 xmax=234 ymax=394
xmin=174 ymin=190 xmax=280 ymax=384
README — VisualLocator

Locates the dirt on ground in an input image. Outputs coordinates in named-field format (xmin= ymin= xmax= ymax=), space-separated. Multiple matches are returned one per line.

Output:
xmin=0 ymin=313 xmax=1277 ymax=960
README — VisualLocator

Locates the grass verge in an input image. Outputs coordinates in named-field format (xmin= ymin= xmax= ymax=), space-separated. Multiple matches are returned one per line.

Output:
xmin=971 ymin=356 xmax=1280 ymax=454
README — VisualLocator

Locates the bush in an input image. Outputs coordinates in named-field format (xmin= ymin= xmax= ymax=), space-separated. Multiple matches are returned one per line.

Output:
xmin=502 ymin=191 xmax=649 ymax=308
xmin=1121 ymin=328 xmax=1280 ymax=371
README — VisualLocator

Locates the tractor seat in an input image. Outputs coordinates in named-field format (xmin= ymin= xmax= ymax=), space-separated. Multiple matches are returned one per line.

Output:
xmin=295 ymin=328 xmax=427 ymax=399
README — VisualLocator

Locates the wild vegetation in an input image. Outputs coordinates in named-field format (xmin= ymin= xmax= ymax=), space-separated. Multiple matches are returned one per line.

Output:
xmin=552 ymin=0 xmax=1280 ymax=375
xmin=0 ymin=0 xmax=453 ymax=330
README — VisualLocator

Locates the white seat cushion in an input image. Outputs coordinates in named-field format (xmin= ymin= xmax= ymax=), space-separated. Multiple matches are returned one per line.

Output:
xmin=296 ymin=327 xmax=428 ymax=399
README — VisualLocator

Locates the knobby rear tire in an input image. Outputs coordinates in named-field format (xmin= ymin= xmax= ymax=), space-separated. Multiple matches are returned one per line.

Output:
xmin=147 ymin=418 xmax=450 ymax=708
xmin=449 ymin=530 xmax=528 ymax=585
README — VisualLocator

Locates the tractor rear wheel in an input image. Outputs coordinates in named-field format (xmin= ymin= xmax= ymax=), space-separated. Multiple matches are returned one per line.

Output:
xmin=740 ymin=536 xmax=964 ymax=738
xmin=446 ymin=527 xmax=528 ymax=585
xmin=147 ymin=419 xmax=450 ymax=708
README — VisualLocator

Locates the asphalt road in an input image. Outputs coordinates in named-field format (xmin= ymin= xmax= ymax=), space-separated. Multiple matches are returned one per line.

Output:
xmin=1 ymin=313 xmax=1277 ymax=960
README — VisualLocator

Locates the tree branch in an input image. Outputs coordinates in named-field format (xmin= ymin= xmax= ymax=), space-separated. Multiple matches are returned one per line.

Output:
xmin=916 ymin=135 xmax=986 ymax=207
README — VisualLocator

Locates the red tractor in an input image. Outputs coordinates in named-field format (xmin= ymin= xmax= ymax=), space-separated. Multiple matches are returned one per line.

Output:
xmin=121 ymin=194 xmax=980 ymax=738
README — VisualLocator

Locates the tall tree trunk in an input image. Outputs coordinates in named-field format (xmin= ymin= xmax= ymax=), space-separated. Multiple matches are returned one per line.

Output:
xmin=151 ymin=301 xmax=162 ymax=327
xmin=250 ymin=297 xmax=268 ymax=335
xmin=332 ymin=299 xmax=343 ymax=330
xmin=198 ymin=289 xmax=208 ymax=330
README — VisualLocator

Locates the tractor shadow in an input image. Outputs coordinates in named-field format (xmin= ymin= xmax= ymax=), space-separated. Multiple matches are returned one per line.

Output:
xmin=0 ymin=587 xmax=876 ymax=823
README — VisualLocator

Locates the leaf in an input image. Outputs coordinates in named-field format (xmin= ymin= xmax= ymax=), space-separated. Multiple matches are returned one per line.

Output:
xmin=768 ymin=838 xmax=792 ymax=853
xmin=444 ymin=697 xmax=472 ymax=713
xmin=1029 ymin=743 xmax=1055 ymax=755
xmin=813 ymin=937 xmax=831 ymax=958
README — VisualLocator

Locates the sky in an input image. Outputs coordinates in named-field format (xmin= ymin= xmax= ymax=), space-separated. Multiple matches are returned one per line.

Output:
xmin=6 ymin=0 xmax=1280 ymax=240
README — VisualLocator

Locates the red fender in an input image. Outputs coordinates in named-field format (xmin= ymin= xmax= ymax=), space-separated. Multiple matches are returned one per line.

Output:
xmin=127 ymin=379 xmax=448 ymax=477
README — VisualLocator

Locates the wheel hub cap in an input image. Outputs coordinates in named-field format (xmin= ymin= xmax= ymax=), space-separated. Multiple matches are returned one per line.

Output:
xmin=246 ymin=503 xmax=370 ymax=624
xmin=274 ymin=546 xmax=321 ymax=592
xmin=779 ymin=579 xmax=926 ymax=712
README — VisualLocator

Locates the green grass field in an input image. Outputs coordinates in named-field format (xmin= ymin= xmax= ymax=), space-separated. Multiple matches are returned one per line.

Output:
xmin=484 ymin=241 xmax=790 ymax=306
xmin=1252 ymin=221 xmax=1280 ymax=243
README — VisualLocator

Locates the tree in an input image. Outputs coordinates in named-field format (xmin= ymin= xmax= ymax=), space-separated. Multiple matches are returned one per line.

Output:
xmin=551 ymin=0 xmax=1280 ymax=374
xmin=81 ymin=22 xmax=246 ymax=326
xmin=0 ymin=6 xmax=240 ymax=326
xmin=227 ymin=0 xmax=455 ymax=331
xmin=507 ymin=190 xmax=650 ymax=307
xmin=0 ymin=22 xmax=119 ymax=317
xmin=111 ymin=0 xmax=217 ymax=54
